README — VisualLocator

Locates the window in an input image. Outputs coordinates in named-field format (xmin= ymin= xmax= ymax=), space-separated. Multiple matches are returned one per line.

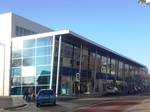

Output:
xmin=36 ymin=65 xmax=51 ymax=76
xmin=89 ymin=52 xmax=96 ymax=70
xmin=118 ymin=61 xmax=123 ymax=78
xmin=96 ymin=54 xmax=101 ymax=73
xmin=36 ymin=47 xmax=52 ymax=56
xmin=11 ymin=68 xmax=21 ymax=76
xmin=11 ymin=87 xmax=21 ymax=95
xmin=107 ymin=57 xmax=111 ymax=74
xmin=23 ymin=48 xmax=35 ymax=57
xmin=23 ymin=39 xmax=35 ymax=48
xmin=12 ymin=50 xmax=21 ymax=58
xmin=111 ymin=59 xmax=116 ymax=75
xmin=12 ymin=59 xmax=22 ymax=67
xmin=11 ymin=77 xmax=21 ymax=86
xmin=22 ymin=77 xmax=35 ymax=85
xmin=101 ymin=56 xmax=107 ymax=73
xmin=36 ymin=86 xmax=49 ymax=94
xmin=11 ymin=36 xmax=54 ymax=95
xmin=36 ymin=76 xmax=50 ymax=85
xmin=130 ymin=66 xmax=134 ymax=76
xmin=82 ymin=47 xmax=89 ymax=70
xmin=15 ymin=26 xmax=36 ymax=37
xmin=125 ymin=64 xmax=129 ymax=77
xmin=37 ymin=37 xmax=53 ymax=46
xmin=36 ymin=56 xmax=51 ymax=65
xmin=23 ymin=58 xmax=35 ymax=66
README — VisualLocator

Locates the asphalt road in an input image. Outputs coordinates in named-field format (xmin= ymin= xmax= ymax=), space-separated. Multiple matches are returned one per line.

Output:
xmin=3 ymin=95 xmax=150 ymax=112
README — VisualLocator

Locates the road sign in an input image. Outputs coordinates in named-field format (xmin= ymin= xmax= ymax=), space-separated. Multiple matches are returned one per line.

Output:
xmin=76 ymin=73 xmax=80 ymax=82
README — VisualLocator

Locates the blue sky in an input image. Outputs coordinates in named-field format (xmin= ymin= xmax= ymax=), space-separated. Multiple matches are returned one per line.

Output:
xmin=0 ymin=0 xmax=150 ymax=70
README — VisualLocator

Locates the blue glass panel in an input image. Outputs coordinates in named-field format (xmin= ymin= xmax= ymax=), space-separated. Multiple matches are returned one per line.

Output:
xmin=23 ymin=48 xmax=35 ymax=57
xmin=11 ymin=68 xmax=21 ymax=76
xmin=12 ymin=50 xmax=21 ymax=58
xmin=37 ymin=37 xmax=53 ymax=46
xmin=36 ymin=56 xmax=51 ymax=65
xmin=36 ymin=47 xmax=52 ymax=56
xmin=36 ymin=66 xmax=50 ymax=76
xmin=11 ymin=77 xmax=21 ymax=86
xmin=23 ymin=39 xmax=35 ymax=48
xmin=36 ymin=76 xmax=50 ymax=85
xmin=11 ymin=87 xmax=21 ymax=95
xmin=23 ymin=58 xmax=35 ymax=66
xmin=22 ymin=77 xmax=35 ymax=85
xmin=12 ymin=59 xmax=22 ymax=67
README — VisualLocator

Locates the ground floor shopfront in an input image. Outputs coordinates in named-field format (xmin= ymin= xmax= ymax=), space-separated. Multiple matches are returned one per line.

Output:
xmin=10 ymin=30 xmax=148 ymax=96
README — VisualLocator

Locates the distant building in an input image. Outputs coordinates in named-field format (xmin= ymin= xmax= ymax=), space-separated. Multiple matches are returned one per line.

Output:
xmin=0 ymin=12 xmax=148 ymax=96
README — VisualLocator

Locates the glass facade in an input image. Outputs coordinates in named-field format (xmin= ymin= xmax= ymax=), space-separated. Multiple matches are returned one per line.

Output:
xmin=11 ymin=36 xmax=53 ymax=95
xmin=11 ymin=33 xmax=148 ymax=96
xmin=56 ymin=35 xmax=148 ymax=96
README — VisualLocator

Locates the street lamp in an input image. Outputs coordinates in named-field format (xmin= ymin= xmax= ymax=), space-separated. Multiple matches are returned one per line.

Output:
xmin=0 ymin=42 xmax=5 ymax=96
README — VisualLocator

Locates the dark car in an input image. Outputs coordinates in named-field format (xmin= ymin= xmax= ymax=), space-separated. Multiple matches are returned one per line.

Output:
xmin=36 ymin=89 xmax=56 ymax=106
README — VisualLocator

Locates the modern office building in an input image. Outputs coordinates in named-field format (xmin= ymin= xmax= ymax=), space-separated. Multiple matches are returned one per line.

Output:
xmin=0 ymin=12 xmax=51 ymax=96
xmin=0 ymin=12 xmax=148 ymax=96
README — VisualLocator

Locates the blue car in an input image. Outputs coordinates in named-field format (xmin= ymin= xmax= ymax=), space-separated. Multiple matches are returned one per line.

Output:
xmin=36 ymin=89 xmax=56 ymax=106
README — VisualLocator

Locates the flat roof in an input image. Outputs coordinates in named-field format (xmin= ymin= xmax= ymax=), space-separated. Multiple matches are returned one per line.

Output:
xmin=13 ymin=29 xmax=147 ymax=68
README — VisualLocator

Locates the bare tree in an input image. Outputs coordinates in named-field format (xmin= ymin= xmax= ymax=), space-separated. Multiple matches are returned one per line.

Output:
xmin=138 ymin=0 xmax=150 ymax=4
xmin=138 ymin=0 xmax=146 ymax=5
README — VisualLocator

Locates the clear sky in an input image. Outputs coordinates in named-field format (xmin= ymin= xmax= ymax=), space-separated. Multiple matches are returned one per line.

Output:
xmin=0 ymin=0 xmax=150 ymax=71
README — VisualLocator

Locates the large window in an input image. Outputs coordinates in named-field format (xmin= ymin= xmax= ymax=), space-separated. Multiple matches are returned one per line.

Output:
xmin=118 ymin=61 xmax=123 ymax=79
xmin=107 ymin=57 xmax=111 ymax=74
xmin=11 ymin=68 xmax=21 ymax=76
xmin=36 ymin=47 xmax=52 ymax=56
xmin=37 ymin=37 xmax=52 ymax=46
xmin=36 ymin=56 xmax=51 ymax=65
xmin=96 ymin=54 xmax=101 ymax=73
xmin=82 ymin=47 xmax=89 ymax=70
xmin=101 ymin=56 xmax=107 ymax=73
xmin=12 ymin=59 xmax=22 ymax=67
xmin=22 ymin=77 xmax=35 ymax=85
xmin=111 ymin=59 xmax=116 ymax=75
xmin=36 ymin=65 xmax=51 ymax=76
xmin=12 ymin=50 xmax=21 ymax=58
xmin=23 ymin=49 xmax=35 ymax=57
xmin=23 ymin=39 xmax=35 ymax=48
xmin=11 ymin=36 xmax=53 ymax=95
xmin=89 ymin=52 xmax=96 ymax=70
xmin=15 ymin=26 xmax=37 ymax=37
xmin=125 ymin=64 xmax=129 ymax=78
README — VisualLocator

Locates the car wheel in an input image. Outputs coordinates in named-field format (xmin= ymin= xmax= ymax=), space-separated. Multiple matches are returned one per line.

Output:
xmin=36 ymin=103 xmax=40 ymax=107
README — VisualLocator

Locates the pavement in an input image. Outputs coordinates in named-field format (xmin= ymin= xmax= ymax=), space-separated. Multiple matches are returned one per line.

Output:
xmin=0 ymin=96 xmax=27 ymax=111
xmin=125 ymin=99 xmax=150 ymax=112
xmin=0 ymin=95 xmax=150 ymax=112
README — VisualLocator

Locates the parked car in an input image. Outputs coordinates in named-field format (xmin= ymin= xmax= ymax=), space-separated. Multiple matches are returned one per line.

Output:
xmin=36 ymin=89 xmax=56 ymax=106
xmin=106 ymin=86 xmax=119 ymax=95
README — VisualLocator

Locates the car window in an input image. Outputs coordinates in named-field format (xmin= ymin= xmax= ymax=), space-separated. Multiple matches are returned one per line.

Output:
xmin=39 ymin=90 xmax=53 ymax=95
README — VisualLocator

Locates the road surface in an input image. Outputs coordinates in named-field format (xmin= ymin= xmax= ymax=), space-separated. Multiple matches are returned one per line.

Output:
xmin=3 ymin=95 xmax=150 ymax=112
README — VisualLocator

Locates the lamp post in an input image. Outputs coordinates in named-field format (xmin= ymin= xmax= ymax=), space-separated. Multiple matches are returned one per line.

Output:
xmin=0 ymin=42 xmax=5 ymax=96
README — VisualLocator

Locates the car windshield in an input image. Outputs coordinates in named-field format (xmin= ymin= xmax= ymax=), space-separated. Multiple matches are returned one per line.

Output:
xmin=39 ymin=90 xmax=53 ymax=96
